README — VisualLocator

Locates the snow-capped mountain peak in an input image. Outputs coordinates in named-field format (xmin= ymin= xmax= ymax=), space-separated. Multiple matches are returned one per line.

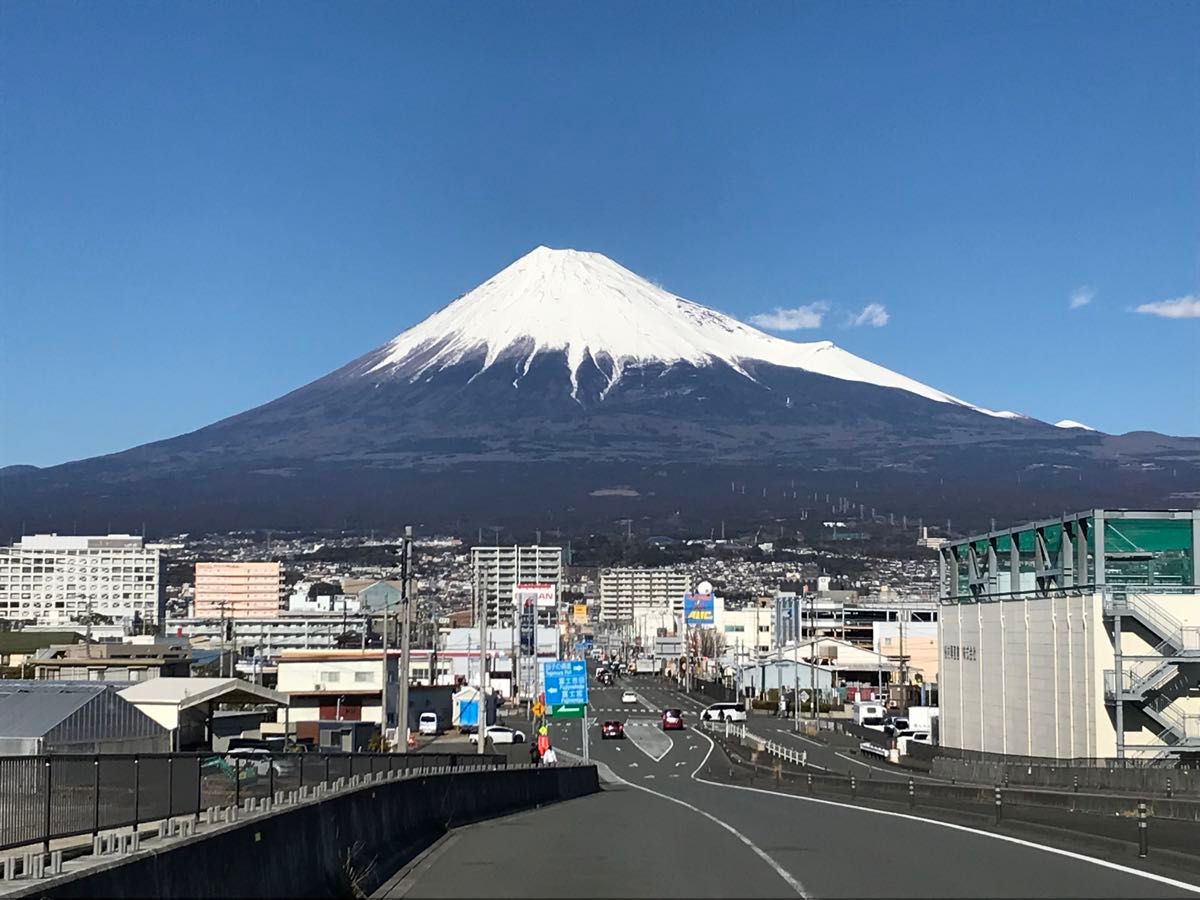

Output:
xmin=366 ymin=246 xmax=991 ymax=411
xmin=1055 ymin=419 xmax=1098 ymax=431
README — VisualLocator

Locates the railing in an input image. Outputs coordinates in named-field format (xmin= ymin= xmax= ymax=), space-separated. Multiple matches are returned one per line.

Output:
xmin=1106 ymin=591 xmax=1200 ymax=656
xmin=0 ymin=750 xmax=507 ymax=854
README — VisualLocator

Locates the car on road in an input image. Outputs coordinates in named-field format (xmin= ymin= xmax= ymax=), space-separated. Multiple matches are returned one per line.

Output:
xmin=883 ymin=716 xmax=910 ymax=737
xmin=661 ymin=708 xmax=684 ymax=730
xmin=621 ymin=690 xmax=638 ymax=704
xmin=468 ymin=725 xmax=526 ymax=745
xmin=601 ymin=720 xmax=625 ymax=739
xmin=418 ymin=712 xmax=439 ymax=736
xmin=699 ymin=702 xmax=747 ymax=723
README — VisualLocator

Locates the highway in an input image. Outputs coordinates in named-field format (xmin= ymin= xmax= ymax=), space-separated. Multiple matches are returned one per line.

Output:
xmin=382 ymin=675 xmax=1200 ymax=898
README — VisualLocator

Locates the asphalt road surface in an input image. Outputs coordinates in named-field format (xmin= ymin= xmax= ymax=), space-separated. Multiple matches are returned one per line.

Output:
xmin=385 ymin=675 xmax=1200 ymax=899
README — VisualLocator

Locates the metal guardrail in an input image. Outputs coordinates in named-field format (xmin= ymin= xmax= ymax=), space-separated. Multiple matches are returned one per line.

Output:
xmin=0 ymin=750 xmax=507 ymax=855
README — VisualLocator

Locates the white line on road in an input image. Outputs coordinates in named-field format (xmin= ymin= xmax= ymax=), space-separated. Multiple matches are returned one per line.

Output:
xmin=584 ymin=744 xmax=808 ymax=897
xmin=688 ymin=730 xmax=1200 ymax=896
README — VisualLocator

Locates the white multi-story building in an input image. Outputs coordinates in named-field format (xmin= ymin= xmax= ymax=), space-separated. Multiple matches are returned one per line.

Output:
xmin=0 ymin=534 xmax=162 ymax=627
xmin=166 ymin=613 xmax=371 ymax=660
xmin=599 ymin=568 xmax=690 ymax=624
xmin=470 ymin=545 xmax=562 ymax=627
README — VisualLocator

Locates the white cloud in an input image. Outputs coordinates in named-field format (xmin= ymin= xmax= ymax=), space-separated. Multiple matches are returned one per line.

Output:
xmin=750 ymin=302 xmax=829 ymax=331
xmin=849 ymin=303 xmax=890 ymax=328
xmin=1135 ymin=295 xmax=1200 ymax=319
xmin=1069 ymin=287 xmax=1094 ymax=310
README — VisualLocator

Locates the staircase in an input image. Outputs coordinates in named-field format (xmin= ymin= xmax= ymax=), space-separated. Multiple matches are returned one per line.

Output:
xmin=1104 ymin=591 xmax=1200 ymax=756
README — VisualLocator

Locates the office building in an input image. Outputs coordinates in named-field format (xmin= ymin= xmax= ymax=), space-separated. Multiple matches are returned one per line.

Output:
xmin=0 ymin=534 xmax=162 ymax=627
xmin=194 ymin=562 xmax=284 ymax=618
xmin=470 ymin=545 xmax=562 ymax=627
xmin=938 ymin=509 xmax=1200 ymax=760
xmin=598 ymin=568 xmax=690 ymax=624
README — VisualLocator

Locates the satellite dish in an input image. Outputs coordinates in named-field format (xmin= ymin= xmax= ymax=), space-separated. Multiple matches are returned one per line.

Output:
xmin=697 ymin=580 xmax=713 ymax=595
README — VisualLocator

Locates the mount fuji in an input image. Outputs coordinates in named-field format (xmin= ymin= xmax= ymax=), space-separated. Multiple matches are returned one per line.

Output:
xmin=3 ymin=247 xmax=1197 ymax=538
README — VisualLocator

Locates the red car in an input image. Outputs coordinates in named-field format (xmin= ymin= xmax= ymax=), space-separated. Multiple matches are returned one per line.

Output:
xmin=601 ymin=720 xmax=625 ymax=739
xmin=661 ymin=708 xmax=684 ymax=730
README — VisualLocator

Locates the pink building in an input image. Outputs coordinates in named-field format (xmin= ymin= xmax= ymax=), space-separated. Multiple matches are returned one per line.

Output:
xmin=194 ymin=562 xmax=284 ymax=619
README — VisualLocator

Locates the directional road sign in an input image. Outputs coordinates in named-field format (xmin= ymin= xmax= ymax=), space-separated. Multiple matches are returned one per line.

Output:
xmin=543 ymin=660 xmax=588 ymax=707
xmin=549 ymin=703 xmax=585 ymax=719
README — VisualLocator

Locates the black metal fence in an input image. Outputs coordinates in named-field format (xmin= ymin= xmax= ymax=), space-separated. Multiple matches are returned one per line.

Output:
xmin=0 ymin=750 xmax=506 ymax=854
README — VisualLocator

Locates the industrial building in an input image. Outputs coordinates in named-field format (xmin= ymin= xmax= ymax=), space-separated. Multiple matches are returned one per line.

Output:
xmin=773 ymin=593 xmax=938 ymax=649
xmin=937 ymin=509 xmax=1200 ymax=760
xmin=598 ymin=568 xmax=690 ymax=624
xmin=470 ymin=545 xmax=562 ymax=627
xmin=193 ymin=561 xmax=285 ymax=618
xmin=0 ymin=534 xmax=163 ymax=627
xmin=0 ymin=681 xmax=169 ymax=754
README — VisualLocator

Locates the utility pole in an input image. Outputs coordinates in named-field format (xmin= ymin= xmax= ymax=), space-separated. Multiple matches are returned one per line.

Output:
xmin=810 ymin=596 xmax=817 ymax=723
xmin=382 ymin=586 xmax=391 ymax=746
xmin=478 ymin=573 xmax=488 ymax=756
xmin=396 ymin=526 xmax=414 ymax=753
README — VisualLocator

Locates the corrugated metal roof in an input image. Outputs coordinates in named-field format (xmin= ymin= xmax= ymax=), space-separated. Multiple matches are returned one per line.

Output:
xmin=0 ymin=685 xmax=102 ymax=739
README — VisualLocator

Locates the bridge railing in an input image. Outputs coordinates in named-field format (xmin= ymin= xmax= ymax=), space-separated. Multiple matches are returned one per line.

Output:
xmin=0 ymin=750 xmax=506 ymax=855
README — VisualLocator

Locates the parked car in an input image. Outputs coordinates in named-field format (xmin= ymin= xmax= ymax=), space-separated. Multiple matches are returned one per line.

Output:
xmin=700 ymin=702 xmax=747 ymax=723
xmin=418 ymin=712 xmax=439 ymax=736
xmin=468 ymin=725 xmax=526 ymax=745
xmin=224 ymin=747 xmax=295 ymax=777
xmin=661 ymin=708 xmax=684 ymax=730
xmin=601 ymin=721 xmax=625 ymax=739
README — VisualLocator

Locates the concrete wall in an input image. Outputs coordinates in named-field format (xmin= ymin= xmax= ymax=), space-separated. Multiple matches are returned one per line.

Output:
xmin=19 ymin=766 xmax=600 ymax=899
xmin=941 ymin=593 xmax=1104 ymax=757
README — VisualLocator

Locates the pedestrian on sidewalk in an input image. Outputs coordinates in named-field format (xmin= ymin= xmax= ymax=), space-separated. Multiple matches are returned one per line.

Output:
xmin=542 ymin=745 xmax=558 ymax=767
xmin=529 ymin=741 xmax=541 ymax=767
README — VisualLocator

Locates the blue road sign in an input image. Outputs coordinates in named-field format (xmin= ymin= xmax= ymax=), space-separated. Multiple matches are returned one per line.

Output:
xmin=543 ymin=660 xmax=588 ymax=707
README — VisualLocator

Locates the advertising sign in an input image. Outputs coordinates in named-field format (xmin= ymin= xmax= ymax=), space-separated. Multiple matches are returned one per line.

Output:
xmin=572 ymin=603 xmax=589 ymax=625
xmin=653 ymin=635 xmax=682 ymax=659
xmin=519 ymin=599 xmax=535 ymax=653
xmin=515 ymin=582 xmax=556 ymax=610
xmin=683 ymin=592 xmax=715 ymax=627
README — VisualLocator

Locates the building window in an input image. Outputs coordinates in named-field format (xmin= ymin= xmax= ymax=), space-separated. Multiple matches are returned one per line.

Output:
xmin=354 ymin=671 xmax=373 ymax=683
xmin=320 ymin=671 xmax=341 ymax=683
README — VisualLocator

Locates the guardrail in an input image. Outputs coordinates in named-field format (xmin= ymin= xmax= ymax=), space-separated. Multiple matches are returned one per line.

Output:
xmin=0 ymin=750 xmax=507 ymax=856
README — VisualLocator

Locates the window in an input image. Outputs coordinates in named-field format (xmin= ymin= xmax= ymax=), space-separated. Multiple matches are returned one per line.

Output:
xmin=319 ymin=671 xmax=341 ymax=683
xmin=354 ymin=671 xmax=373 ymax=683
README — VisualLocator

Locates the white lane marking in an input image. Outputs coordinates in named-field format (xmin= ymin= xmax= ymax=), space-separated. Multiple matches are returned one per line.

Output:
xmin=689 ymin=730 xmax=1200 ymax=896
xmin=627 ymin=726 xmax=674 ymax=763
xmin=644 ymin=774 xmax=655 ymax=779
xmin=591 ymin=742 xmax=807 ymax=897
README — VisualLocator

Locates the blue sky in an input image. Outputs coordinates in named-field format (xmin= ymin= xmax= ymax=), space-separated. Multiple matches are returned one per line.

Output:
xmin=3 ymin=2 xmax=1197 ymax=467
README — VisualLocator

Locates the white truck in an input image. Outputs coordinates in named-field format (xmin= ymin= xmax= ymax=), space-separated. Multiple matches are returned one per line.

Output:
xmin=905 ymin=706 xmax=939 ymax=733
xmin=634 ymin=658 xmax=656 ymax=675
xmin=897 ymin=731 xmax=932 ymax=756
xmin=852 ymin=702 xmax=887 ymax=731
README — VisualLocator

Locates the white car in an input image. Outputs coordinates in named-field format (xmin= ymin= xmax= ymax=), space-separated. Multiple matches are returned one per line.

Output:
xmin=468 ymin=725 xmax=526 ymax=745
xmin=700 ymin=702 xmax=747 ymax=723
xmin=418 ymin=712 xmax=439 ymax=736
xmin=621 ymin=690 xmax=638 ymax=704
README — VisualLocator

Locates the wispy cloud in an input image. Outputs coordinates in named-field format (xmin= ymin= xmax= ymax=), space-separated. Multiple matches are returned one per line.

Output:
xmin=750 ymin=302 xmax=829 ymax=331
xmin=1134 ymin=295 xmax=1200 ymax=319
xmin=1069 ymin=287 xmax=1094 ymax=310
xmin=849 ymin=303 xmax=890 ymax=328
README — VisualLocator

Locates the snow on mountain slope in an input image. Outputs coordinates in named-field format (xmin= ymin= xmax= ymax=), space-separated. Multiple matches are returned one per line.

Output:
xmin=1055 ymin=419 xmax=1098 ymax=431
xmin=367 ymin=246 xmax=999 ymax=413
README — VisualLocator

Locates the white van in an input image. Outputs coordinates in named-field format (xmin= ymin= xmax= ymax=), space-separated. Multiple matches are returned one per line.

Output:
xmin=700 ymin=702 xmax=747 ymax=723
xmin=418 ymin=712 xmax=439 ymax=736
xmin=852 ymin=702 xmax=885 ymax=726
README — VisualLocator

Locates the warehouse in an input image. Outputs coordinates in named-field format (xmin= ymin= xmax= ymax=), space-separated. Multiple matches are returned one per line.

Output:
xmin=0 ymin=681 xmax=169 ymax=754
xmin=937 ymin=509 xmax=1200 ymax=760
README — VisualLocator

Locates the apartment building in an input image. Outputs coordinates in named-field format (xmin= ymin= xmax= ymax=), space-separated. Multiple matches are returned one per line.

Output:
xmin=598 ymin=568 xmax=690 ymax=624
xmin=194 ymin=562 xmax=284 ymax=618
xmin=470 ymin=545 xmax=562 ymax=627
xmin=0 ymin=534 xmax=162 ymax=627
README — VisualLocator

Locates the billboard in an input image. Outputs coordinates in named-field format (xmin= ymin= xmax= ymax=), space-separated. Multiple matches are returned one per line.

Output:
xmin=683 ymin=592 xmax=715 ymax=627
xmin=515 ymin=582 xmax=556 ymax=609
xmin=654 ymin=635 xmax=682 ymax=659
xmin=572 ymin=603 xmax=588 ymax=625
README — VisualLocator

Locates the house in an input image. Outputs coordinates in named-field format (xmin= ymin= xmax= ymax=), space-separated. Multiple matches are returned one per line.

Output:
xmin=32 ymin=640 xmax=192 ymax=682
xmin=0 ymin=630 xmax=85 ymax=671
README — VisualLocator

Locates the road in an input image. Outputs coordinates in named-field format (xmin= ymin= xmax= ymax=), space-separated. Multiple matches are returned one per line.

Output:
xmin=382 ymin=675 xmax=1200 ymax=899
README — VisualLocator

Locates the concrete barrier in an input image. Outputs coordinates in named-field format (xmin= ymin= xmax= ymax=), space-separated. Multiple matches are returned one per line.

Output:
xmin=7 ymin=766 xmax=599 ymax=899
